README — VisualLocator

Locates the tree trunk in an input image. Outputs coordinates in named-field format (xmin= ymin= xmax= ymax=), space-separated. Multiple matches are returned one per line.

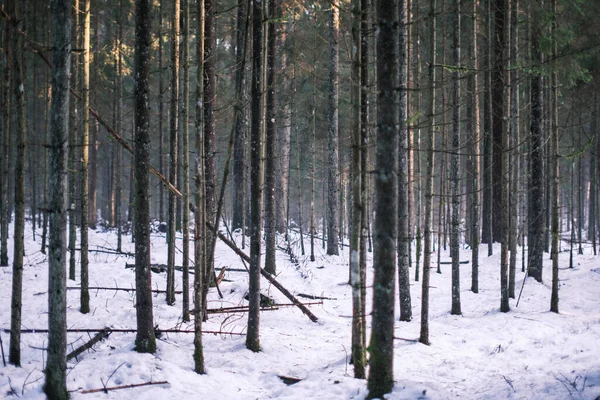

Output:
xmin=264 ymin=0 xmax=279 ymax=275
xmin=367 ymin=0 xmax=398 ymax=396
xmin=167 ymin=0 xmax=180 ymax=307
xmin=0 ymin=18 xmax=10 ymax=268
xmin=350 ymin=0 xmax=366 ymax=378
xmin=133 ymin=0 xmax=156 ymax=354
xmin=419 ymin=0 xmax=436 ymax=346
xmin=69 ymin=0 xmax=79 ymax=282
xmin=232 ymin=0 xmax=248 ymax=233
xmin=89 ymin=7 xmax=99 ymax=230
xmin=550 ymin=0 xmax=559 ymax=313
xmin=450 ymin=0 xmax=462 ymax=316
xmin=79 ymin=0 xmax=91 ymax=315
xmin=194 ymin=0 xmax=206 ymax=373
xmin=246 ymin=0 xmax=264 ymax=353
xmin=115 ymin=0 xmax=123 ymax=252
xmin=482 ymin=0 xmax=493 ymax=255
xmin=397 ymin=0 xmax=412 ymax=323
xmin=9 ymin=0 xmax=27 ymax=366
xmin=158 ymin=1 xmax=165 ymax=222
xmin=181 ymin=0 xmax=191 ymax=322
xmin=327 ymin=0 xmax=340 ymax=256
xmin=508 ymin=0 xmax=519 ymax=298
xmin=528 ymin=5 xmax=544 ymax=282
xmin=44 ymin=1 xmax=71 ymax=396
xmin=468 ymin=0 xmax=480 ymax=293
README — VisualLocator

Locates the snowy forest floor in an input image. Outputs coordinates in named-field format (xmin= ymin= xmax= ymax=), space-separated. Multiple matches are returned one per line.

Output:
xmin=1 ymin=220 xmax=599 ymax=399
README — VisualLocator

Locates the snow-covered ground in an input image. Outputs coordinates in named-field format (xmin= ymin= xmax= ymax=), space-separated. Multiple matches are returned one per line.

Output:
xmin=1 ymin=220 xmax=599 ymax=399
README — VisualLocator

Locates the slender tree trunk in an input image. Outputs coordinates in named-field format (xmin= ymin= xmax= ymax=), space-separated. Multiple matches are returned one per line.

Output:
xmin=550 ymin=0 xmax=559 ymax=313
xmin=419 ymin=0 xmax=436 ymax=346
xmin=398 ymin=0 xmax=412 ymax=322
xmin=133 ymin=0 xmax=156 ymax=354
xmin=246 ymin=0 xmax=264 ymax=353
xmin=158 ymin=1 xmax=165 ymax=222
xmin=264 ymin=0 xmax=279 ymax=275
xmin=327 ymin=0 xmax=340 ymax=256
xmin=115 ymin=0 xmax=123 ymax=252
xmin=482 ymin=0 xmax=493 ymax=255
xmin=468 ymin=0 xmax=480 ymax=293
xmin=450 ymin=0 xmax=462 ymax=316
xmin=193 ymin=0 xmax=206 ymax=373
xmin=79 ymin=0 xmax=91 ymax=315
xmin=0 ymin=18 xmax=10 ymax=268
xmin=69 ymin=0 xmax=79 ymax=282
xmin=9 ymin=0 xmax=27 ymax=366
xmin=310 ymin=32 xmax=316 ymax=262
xmin=203 ymin=0 xmax=217 ymax=284
xmin=44 ymin=1 xmax=71 ymax=395
xmin=89 ymin=6 xmax=99 ymax=230
xmin=167 ymin=0 xmax=180 ymax=306
xmin=508 ymin=0 xmax=519 ymax=298
xmin=528 ymin=4 xmax=544 ymax=282
xmin=367 ymin=0 xmax=398 ymax=396
xmin=350 ymin=0 xmax=366 ymax=378
xmin=232 ymin=0 xmax=248 ymax=233
xmin=181 ymin=0 xmax=191 ymax=322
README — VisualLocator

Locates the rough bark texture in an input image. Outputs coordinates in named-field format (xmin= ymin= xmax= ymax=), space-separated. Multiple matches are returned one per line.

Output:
xmin=246 ymin=0 xmax=263 ymax=353
xmin=44 ymin=2 xmax=71 ymax=396
xmin=326 ymin=1 xmax=340 ymax=256
xmin=9 ymin=0 xmax=26 ymax=366
xmin=450 ymin=0 xmax=462 ymax=316
xmin=181 ymin=0 xmax=191 ymax=322
xmin=69 ymin=0 xmax=79 ymax=282
xmin=232 ymin=0 xmax=247 ymax=233
xmin=80 ymin=0 xmax=91 ymax=315
xmin=0 ymin=18 xmax=10 ymax=268
xmin=420 ymin=0 xmax=436 ymax=346
xmin=367 ymin=0 xmax=398 ymax=396
xmin=468 ymin=0 xmax=480 ymax=294
xmin=492 ymin=0 xmax=506 ymax=243
xmin=194 ymin=0 xmax=206 ymax=373
xmin=550 ymin=0 xmax=559 ymax=313
xmin=167 ymin=0 xmax=180 ymax=306
xmin=528 ymin=13 xmax=544 ymax=283
xmin=133 ymin=0 xmax=156 ymax=354
xmin=398 ymin=0 xmax=412 ymax=323
xmin=508 ymin=0 xmax=519 ymax=298
xmin=350 ymin=0 xmax=366 ymax=379
xmin=481 ymin=0 xmax=493 ymax=254
xmin=264 ymin=0 xmax=279 ymax=275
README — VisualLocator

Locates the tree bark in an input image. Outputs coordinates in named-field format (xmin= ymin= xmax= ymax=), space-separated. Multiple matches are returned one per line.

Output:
xmin=550 ymin=0 xmax=559 ymax=313
xmin=367 ymin=0 xmax=398 ymax=396
xmin=167 ymin=0 xmax=180 ymax=306
xmin=398 ymin=0 xmax=412 ymax=323
xmin=419 ymin=0 xmax=436 ymax=346
xmin=44 ymin=1 xmax=71 ymax=395
xmin=508 ymin=0 xmax=519 ymax=298
xmin=9 ymin=0 xmax=26 ymax=366
xmin=0 ymin=17 xmax=10 ymax=268
xmin=133 ymin=0 xmax=156 ymax=354
xmin=181 ymin=0 xmax=191 ymax=322
xmin=327 ymin=0 xmax=340 ymax=256
xmin=264 ymin=0 xmax=279 ymax=275
xmin=79 ymin=0 xmax=91 ymax=315
xmin=450 ymin=0 xmax=462 ymax=316
xmin=246 ymin=0 xmax=264 ymax=353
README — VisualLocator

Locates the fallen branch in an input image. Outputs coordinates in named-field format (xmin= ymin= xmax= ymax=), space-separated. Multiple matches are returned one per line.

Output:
xmin=297 ymin=293 xmax=337 ymax=301
xmin=66 ymin=286 xmax=183 ymax=295
xmin=67 ymin=329 xmax=111 ymax=361
xmin=205 ymin=301 xmax=323 ymax=315
xmin=125 ymin=263 xmax=194 ymax=275
xmin=4 ymin=328 xmax=245 ymax=336
xmin=80 ymin=380 xmax=169 ymax=394
xmin=438 ymin=260 xmax=469 ymax=265
xmin=76 ymin=248 xmax=134 ymax=257
xmin=208 ymin=223 xmax=319 ymax=323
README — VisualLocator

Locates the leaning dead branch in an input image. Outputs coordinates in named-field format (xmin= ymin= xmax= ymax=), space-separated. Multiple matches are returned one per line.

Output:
xmin=67 ymin=328 xmax=111 ymax=361
xmin=207 ymin=222 xmax=319 ymax=323
xmin=79 ymin=380 xmax=169 ymax=394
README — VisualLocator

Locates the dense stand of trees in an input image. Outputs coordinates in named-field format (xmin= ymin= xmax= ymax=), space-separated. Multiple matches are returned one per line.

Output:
xmin=1 ymin=0 xmax=599 ymax=397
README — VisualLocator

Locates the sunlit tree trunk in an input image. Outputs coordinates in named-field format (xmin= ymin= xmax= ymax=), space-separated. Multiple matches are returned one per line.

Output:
xmin=181 ymin=0 xmax=191 ymax=322
xmin=68 ymin=0 xmax=79 ymax=282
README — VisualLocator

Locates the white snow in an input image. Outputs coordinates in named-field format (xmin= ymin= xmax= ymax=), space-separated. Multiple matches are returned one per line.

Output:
xmin=1 ymin=220 xmax=599 ymax=399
